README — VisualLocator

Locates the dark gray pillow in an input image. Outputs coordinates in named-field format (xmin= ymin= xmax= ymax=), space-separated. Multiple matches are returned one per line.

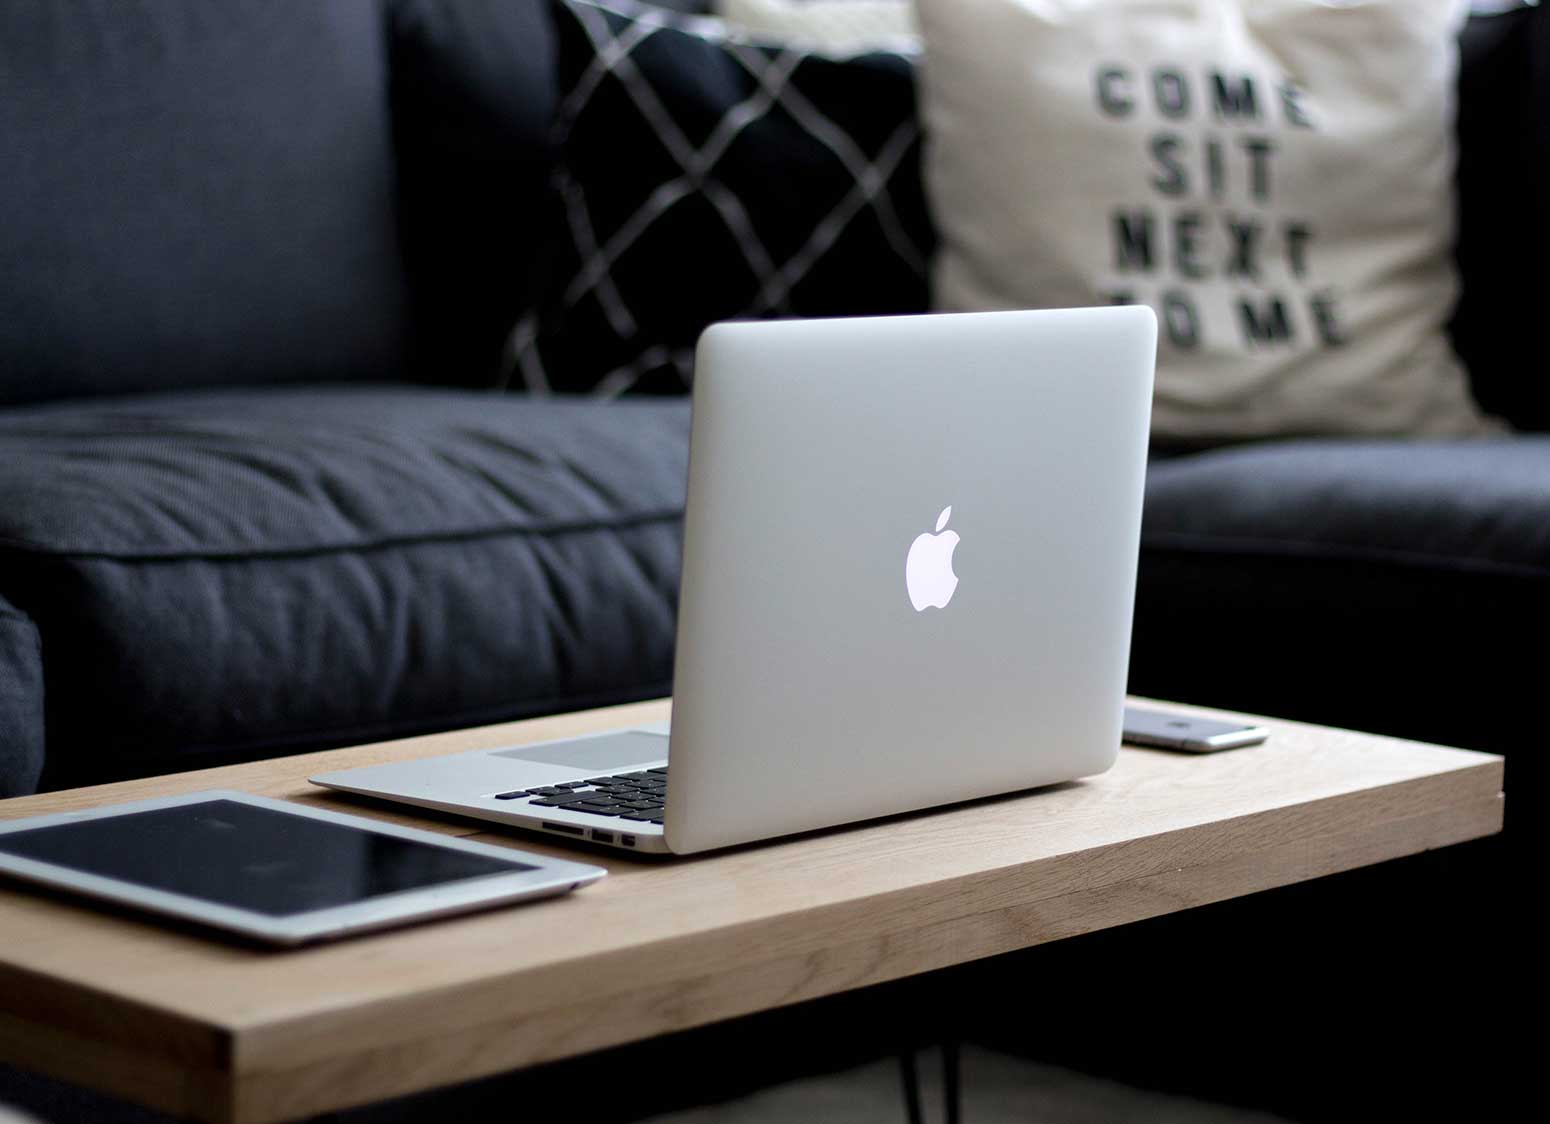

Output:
xmin=0 ymin=0 xmax=411 ymax=405
xmin=389 ymin=0 xmax=564 ymax=386
xmin=387 ymin=1 xmax=719 ymax=387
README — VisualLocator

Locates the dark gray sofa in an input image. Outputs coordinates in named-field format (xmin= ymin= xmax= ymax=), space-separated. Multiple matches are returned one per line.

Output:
xmin=2 ymin=0 xmax=1539 ymax=825
xmin=0 ymin=0 xmax=698 ymax=796
xmin=0 ymin=2 xmax=1536 ymax=1121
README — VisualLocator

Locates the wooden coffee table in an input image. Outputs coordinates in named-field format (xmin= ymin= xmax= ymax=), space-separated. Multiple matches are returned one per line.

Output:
xmin=0 ymin=698 xmax=1503 ymax=1124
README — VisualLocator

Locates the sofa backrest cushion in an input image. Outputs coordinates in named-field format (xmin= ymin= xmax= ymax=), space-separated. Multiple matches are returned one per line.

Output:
xmin=0 ymin=0 xmax=411 ymax=406
xmin=1453 ymin=4 xmax=1550 ymax=431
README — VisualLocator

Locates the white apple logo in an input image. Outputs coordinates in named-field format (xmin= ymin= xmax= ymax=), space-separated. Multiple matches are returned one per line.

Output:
xmin=905 ymin=505 xmax=960 ymax=612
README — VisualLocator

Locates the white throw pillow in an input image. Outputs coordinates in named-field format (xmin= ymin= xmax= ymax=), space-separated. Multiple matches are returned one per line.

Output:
xmin=915 ymin=0 xmax=1496 ymax=439
xmin=717 ymin=0 xmax=918 ymax=54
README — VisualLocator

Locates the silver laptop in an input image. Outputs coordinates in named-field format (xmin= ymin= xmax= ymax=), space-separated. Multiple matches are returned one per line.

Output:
xmin=312 ymin=307 xmax=1157 ymax=855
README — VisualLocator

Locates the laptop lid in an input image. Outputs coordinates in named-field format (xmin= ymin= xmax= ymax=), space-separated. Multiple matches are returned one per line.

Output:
xmin=663 ymin=307 xmax=1156 ymax=853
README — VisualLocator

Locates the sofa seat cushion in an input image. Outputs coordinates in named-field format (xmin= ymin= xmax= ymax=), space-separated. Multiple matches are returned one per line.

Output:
xmin=1133 ymin=438 xmax=1542 ymax=838
xmin=0 ymin=387 xmax=689 ymax=792
xmin=1144 ymin=439 xmax=1550 ymax=578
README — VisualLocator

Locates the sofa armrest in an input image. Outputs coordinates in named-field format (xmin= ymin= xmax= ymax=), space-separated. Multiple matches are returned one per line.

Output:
xmin=0 ymin=594 xmax=43 ymax=797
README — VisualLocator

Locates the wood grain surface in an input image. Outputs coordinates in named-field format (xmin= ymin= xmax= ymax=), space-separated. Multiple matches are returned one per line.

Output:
xmin=0 ymin=698 xmax=1504 ymax=1123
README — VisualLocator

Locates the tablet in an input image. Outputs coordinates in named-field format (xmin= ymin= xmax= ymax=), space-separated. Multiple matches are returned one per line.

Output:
xmin=0 ymin=790 xmax=605 ymax=945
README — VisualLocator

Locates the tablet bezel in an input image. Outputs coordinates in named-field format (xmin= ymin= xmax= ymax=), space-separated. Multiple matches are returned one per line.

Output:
xmin=0 ymin=789 xmax=606 ymax=945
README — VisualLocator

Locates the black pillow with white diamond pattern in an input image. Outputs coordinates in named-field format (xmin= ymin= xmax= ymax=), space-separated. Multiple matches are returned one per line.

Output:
xmin=511 ymin=0 xmax=931 ymax=396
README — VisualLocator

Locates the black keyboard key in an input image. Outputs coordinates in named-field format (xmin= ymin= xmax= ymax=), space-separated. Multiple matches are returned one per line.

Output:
xmin=648 ymin=767 xmax=668 ymax=774
xmin=554 ymin=781 xmax=588 ymax=789
xmin=619 ymin=812 xmax=659 ymax=822
xmin=494 ymin=790 xmax=528 ymax=800
xmin=528 ymin=796 xmax=574 ymax=807
xmin=562 ymin=803 xmax=622 ymax=816
xmin=530 ymin=786 xmax=569 ymax=795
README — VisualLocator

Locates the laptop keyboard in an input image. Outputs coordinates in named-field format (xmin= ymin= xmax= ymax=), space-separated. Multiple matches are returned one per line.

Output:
xmin=492 ymin=767 xmax=668 ymax=823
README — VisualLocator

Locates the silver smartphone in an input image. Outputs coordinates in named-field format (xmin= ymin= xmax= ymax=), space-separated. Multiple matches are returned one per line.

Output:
xmin=1122 ymin=706 xmax=1269 ymax=753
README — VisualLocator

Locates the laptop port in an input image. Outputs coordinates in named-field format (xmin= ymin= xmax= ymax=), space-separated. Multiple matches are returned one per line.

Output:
xmin=591 ymin=830 xmax=614 ymax=844
xmin=620 ymin=834 xmax=637 ymax=847
xmin=541 ymin=822 xmax=585 ymax=836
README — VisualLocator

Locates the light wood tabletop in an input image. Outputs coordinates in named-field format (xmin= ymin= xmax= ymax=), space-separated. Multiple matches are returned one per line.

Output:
xmin=0 ymin=698 xmax=1503 ymax=1124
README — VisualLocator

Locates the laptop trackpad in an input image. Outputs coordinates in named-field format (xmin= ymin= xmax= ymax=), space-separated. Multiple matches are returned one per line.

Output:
xmin=492 ymin=731 xmax=668 ymax=771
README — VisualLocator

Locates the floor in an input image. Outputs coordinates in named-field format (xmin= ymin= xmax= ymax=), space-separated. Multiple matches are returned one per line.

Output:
xmin=647 ymin=1047 xmax=1295 ymax=1124
xmin=2 ymin=1048 xmax=1297 ymax=1124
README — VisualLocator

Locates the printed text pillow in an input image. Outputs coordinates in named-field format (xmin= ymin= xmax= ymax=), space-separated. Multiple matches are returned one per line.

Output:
xmin=915 ymin=0 xmax=1495 ymax=439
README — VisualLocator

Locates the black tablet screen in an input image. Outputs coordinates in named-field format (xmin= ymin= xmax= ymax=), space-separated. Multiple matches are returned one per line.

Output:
xmin=0 ymin=800 xmax=535 ymax=916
